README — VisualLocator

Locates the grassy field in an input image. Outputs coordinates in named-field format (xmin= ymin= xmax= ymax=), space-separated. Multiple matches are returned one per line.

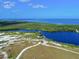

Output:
xmin=0 ymin=32 xmax=42 ymax=59
xmin=0 ymin=21 xmax=79 ymax=32
xmin=20 ymin=45 xmax=79 ymax=59
xmin=2 ymin=40 xmax=34 ymax=59
xmin=5 ymin=32 xmax=41 ymax=39
xmin=69 ymin=48 xmax=79 ymax=53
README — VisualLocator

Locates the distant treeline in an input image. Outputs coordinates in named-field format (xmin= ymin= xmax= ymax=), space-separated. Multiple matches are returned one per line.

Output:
xmin=0 ymin=21 xmax=79 ymax=32
xmin=0 ymin=21 xmax=26 ymax=26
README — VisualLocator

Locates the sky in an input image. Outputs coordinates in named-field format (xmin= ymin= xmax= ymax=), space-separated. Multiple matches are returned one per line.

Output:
xmin=0 ymin=0 xmax=79 ymax=19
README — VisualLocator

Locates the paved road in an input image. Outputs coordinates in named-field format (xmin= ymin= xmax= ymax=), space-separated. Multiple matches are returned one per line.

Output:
xmin=16 ymin=42 xmax=41 ymax=59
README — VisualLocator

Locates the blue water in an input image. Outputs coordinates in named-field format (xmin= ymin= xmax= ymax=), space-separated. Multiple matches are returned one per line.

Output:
xmin=26 ymin=19 xmax=79 ymax=24
xmin=2 ymin=19 xmax=79 ymax=24
xmin=42 ymin=31 xmax=79 ymax=45
xmin=5 ymin=29 xmax=79 ymax=45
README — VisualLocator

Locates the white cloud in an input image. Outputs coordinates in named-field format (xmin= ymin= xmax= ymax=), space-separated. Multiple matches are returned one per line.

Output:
xmin=0 ymin=0 xmax=47 ymax=9
xmin=2 ymin=1 xmax=15 ymax=9
xmin=33 ymin=4 xmax=47 ymax=8
xmin=28 ymin=3 xmax=47 ymax=8
xmin=19 ymin=0 xmax=31 ymax=3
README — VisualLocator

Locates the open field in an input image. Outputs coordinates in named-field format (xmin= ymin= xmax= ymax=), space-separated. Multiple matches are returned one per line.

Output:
xmin=0 ymin=21 xmax=79 ymax=32
xmin=47 ymin=41 xmax=79 ymax=53
xmin=70 ymin=48 xmax=79 ymax=53
xmin=2 ymin=40 xmax=34 ymax=59
xmin=0 ymin=32 xmax=79 ymax=59
xmin=20 ymin=45 xmax=79 ymax=59
xmin=0 ymin=32 xmax=43 ymax=59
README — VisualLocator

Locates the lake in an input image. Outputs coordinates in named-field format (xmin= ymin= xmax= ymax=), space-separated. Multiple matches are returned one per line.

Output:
xmin=4 ymin=29 xmax=79 ymax=45
xmin=42 ymin=31 xmax=79 ymax=45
